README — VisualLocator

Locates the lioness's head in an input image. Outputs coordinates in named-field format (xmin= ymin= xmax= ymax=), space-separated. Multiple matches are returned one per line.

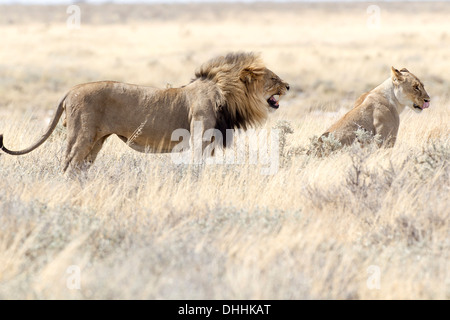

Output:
xmin=391 ymin=67 xmax=430 ymax=113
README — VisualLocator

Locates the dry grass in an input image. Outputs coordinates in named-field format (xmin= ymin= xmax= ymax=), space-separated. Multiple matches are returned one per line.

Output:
xmin=0 ymin=2 xmax=449 ymax=300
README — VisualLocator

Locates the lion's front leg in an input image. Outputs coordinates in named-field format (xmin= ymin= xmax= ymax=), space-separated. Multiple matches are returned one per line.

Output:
xmin=189 ymin=113 xmax=218 ymax=165
xmin=373 ymin=121 xmax=398 ymax=148
xmin=373 ymin=107 xmax=399 ymax=148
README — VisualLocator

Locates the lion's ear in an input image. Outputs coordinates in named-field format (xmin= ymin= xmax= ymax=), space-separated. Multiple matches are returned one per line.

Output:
xmin=399 ymin=68 xmax=409 ymax=73
xmin=391 ymin=67 xmax=404 ymax=83
xmin=240 ymin=67 xmax=264 ymax=84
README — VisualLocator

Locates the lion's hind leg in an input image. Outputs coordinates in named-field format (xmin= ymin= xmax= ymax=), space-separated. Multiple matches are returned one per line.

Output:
xmin=63 ymin=132 xmax=109 ymax=173
xmin=85 ymin=135 xmax=111 ymax=165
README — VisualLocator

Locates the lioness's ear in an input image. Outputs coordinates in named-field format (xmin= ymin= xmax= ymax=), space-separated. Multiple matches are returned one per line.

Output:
xmin=391 ymin=67 xmax=404 ymax=83
xmin=399 ymin=68 xmax=409 ymax=73
xmin=240 ymin=67 xmax=264 ymax=84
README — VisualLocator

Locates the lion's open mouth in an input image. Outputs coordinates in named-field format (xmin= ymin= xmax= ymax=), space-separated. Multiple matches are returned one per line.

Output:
xmin=267 ymin=95 xmax=280 ymax=109
xmin=413 ymin=101 xmax=430 ymax=111
xmin=413 ymin=104 xmax=423 ymax=111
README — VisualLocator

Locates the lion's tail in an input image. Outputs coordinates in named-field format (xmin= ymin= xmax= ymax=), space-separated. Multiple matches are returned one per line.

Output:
xmin=0 ymin=94 xmax=67 ymax=156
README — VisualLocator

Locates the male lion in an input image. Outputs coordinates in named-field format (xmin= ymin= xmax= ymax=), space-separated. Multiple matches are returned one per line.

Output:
xmin=321 ymin=67 xmax=430 ymax=147
xmin=0 ymin=52 xmax=289 ymax=172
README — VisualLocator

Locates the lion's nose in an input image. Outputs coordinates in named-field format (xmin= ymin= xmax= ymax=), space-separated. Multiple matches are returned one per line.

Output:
xmin=424 ymin=98 xmax=430 ymax=102
xmin=286 ymin=84 xmax=290 ymax=91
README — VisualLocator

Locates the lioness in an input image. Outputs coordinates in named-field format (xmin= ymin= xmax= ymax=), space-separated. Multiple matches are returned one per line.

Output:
xmin=0 ymin=52 xmax=289 ymax=172
xmin=321 ymin=67 xmax=430 ymax=147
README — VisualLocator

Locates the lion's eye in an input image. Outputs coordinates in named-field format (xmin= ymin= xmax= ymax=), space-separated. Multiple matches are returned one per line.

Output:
xmin=414 ymin=85 xmax=420 ymax=91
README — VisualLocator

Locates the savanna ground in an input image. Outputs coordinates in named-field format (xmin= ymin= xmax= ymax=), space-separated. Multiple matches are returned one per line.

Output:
xmin=0 ymin=2 xmax=448 ymax=299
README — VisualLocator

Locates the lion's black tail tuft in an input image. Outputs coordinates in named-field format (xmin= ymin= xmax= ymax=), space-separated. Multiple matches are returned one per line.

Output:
xmin=0 ymin=134 xmax=4 ymax=151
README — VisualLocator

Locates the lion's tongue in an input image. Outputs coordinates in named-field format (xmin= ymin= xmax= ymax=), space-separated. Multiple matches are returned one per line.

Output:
xmin=270 ymin=96 xmax=279 ymax=106
xmin=423 ymin=102 xmax=430 ymax=109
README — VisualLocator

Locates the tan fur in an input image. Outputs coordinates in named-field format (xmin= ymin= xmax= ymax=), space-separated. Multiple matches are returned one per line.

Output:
xmin=321 ymin=67 xmax=430 ymax=147
xmin=0 ymin=52 xmax=289 ymax=172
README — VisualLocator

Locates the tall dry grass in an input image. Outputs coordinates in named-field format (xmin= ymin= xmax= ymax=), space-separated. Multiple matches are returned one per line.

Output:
xmin=0 ymin=2 xmax=449 ymax=299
